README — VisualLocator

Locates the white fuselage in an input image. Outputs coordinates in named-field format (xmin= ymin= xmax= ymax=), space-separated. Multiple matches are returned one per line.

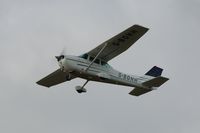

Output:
xmin=59 ymin=55 xmax=153 ymax=89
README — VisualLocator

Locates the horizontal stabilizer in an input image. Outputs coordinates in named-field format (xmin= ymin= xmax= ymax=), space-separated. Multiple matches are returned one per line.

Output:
xmin=129 ymin=76 xmax=169 ymax=96
xmin=129 ymin=87 xmax=152 ymax=96
xmin=143 ymin=76 xmax=169 ymax=87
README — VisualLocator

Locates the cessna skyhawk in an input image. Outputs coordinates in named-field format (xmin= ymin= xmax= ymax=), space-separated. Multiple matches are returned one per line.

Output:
xmin=36 ymin=25 xmax=169 ymax=96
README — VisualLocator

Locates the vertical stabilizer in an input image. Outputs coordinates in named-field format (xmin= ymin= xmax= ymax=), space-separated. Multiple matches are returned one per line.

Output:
xmin=145 ymin=66 xmax=163 ymax=77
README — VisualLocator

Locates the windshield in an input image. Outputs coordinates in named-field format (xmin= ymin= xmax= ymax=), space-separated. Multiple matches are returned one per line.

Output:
xmin=79 ymin=54 xmax=88 ymax=60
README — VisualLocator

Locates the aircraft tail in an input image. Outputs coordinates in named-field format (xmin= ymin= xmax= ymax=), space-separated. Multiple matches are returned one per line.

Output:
xmin=129 ymin=76 xmax=169 ymax=96
xmin=144 ymin=66 xmax=169 ymax=87
xmin=129 ymin=66 xmax=169 ymax=96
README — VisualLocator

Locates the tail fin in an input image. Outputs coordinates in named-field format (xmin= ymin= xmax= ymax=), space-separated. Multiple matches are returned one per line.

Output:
xmin=145 ymin=66 xmax=163 ymax=77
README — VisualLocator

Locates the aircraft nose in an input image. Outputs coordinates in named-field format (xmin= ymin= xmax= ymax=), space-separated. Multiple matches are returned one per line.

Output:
xmin=55 ymin=55 xmax=64 ymax=62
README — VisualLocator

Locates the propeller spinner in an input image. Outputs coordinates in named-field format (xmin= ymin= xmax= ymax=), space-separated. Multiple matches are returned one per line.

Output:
xmin=55 ymin=55 xmax=64 ymax=61
xmin=55 ymin=47 xmax=66 ymax=61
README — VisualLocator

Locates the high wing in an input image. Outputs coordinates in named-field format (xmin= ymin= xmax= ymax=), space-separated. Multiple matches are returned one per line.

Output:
xmin=36 ymin=69 xmax=75 ymax=87
xmin=87 ymin=25 xmax=149 ymax=62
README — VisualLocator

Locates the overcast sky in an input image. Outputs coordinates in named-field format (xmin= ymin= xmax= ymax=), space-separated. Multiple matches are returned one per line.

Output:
xmin=0 ymin=0 xmax=200 ymax=133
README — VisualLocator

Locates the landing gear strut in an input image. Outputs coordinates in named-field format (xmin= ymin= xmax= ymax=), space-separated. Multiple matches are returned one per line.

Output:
xmin=75 ymin=80 xmax=89 ymax=93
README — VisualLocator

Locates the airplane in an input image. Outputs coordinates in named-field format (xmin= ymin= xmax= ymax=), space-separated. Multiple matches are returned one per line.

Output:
xmin=36 ymin=24 xmax=169 ymax=96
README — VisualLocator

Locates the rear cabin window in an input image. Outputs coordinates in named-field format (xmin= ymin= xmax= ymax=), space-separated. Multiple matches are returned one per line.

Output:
xmin=101 ymin=61 xmax=110 ymax=68
xmin=101 ymin=61 xmax=107 ymax=65
xmin=94 ymin=59 xmax=100 ymax=64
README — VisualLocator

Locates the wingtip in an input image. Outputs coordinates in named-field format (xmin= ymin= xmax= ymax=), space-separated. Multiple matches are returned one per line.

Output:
xmin=134 ymin=24 xmax=149 ymax=31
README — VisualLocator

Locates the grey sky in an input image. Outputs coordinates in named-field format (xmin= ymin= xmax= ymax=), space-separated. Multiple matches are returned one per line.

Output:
xmin=0 ymin=0 xmax=200 ymax=133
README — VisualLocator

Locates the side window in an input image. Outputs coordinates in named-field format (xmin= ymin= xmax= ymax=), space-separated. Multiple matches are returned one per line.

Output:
xmin=89 ymin=56 xmax=94 ymax=61
xmin=101 ymin=61 xmax=110 ymax=68
xmin=94 ymin=59 xmax=100 ymax=64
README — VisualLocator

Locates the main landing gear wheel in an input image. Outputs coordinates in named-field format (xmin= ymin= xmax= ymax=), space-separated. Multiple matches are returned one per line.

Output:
xmin=75 ymin=86 xmax=87 ymax=93
xmin=75 ymin=80 xmax=89 ymax=94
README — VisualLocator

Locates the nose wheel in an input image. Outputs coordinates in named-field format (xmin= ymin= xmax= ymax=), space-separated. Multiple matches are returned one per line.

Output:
xmin=75 ymin=80 xmax=89 ymax=93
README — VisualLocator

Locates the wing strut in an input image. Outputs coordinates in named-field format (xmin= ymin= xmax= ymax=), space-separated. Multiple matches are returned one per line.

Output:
xmin=76 ymin=43 xmax=107 ymax=93
xmin=85 ymin=43 xmax=108 ymax=71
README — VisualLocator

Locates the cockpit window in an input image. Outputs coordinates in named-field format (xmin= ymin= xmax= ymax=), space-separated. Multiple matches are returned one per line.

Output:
xmin=80 ymin=54 xmax=88 ymax=60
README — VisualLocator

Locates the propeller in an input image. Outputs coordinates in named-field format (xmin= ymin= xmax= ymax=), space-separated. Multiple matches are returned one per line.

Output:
xmin=60 ymin=47 xmax=66 ymax=55
xmin=55 ymin=55 xmax=64 ymax=61
xmin=55 ymin=47 xmax=66 ymax=61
